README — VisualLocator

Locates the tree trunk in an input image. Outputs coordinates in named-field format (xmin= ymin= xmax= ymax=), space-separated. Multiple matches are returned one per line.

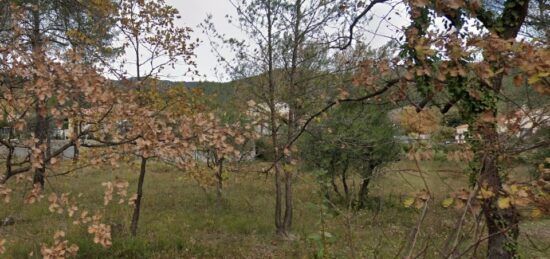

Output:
xmin=31 ymin=2 xmax=47 ymax=188
xmin=330 ymin=163 xmax=342 ymax=199
xmin=478 ymin=124 xmax=519 ymax=258
xmin=46 ymin=116 xmax=51 ymax=158
xmin=358 ymin=177 xmax=371 ymax=209
xmin=72 ymin=122 xmax=79 ymax=163
xmin=478 ymin=2 xmax=528 ymax=256
xmin=73 ymin=143 xmax=80 ymax=163
xmin=341 ymin=160 xmax=350 ymax=201
xmin=130 ymin=157 xmax=147 ymax=236
xmin=215 ymin=158 xmax=224 ymax=203
xmin=274 ymin=163 xmax=284 ymax=235
xmin=283 ymin=169 xmax=293 ymax=232
xmin=280 ymin=0 xmax=302 ymax=237
xmin=264 ymin=0 xmax=286 ymax=237
xmin=33 ymin=104 xmax=48 ymax=188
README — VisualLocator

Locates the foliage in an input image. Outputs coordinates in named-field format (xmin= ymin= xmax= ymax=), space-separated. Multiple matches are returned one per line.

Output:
xmin=399 ymin=106 xmax=442 ymax=135
xmin=2 ymin=161 xmax=549 ymax=258
xmin=386 ymin=0 xmax=550 ymax=256
xmin=300 ymin=102 xmax=400 ymax=206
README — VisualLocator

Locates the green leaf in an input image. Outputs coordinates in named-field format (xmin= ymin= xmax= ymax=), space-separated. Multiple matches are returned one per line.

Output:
xmin=307 ymin=233 xmax=321 ymax=241
xmin=403 ymin=197 xmax=415 ymax=208
xmin=442 ymin=197 xmax=454 ymax=208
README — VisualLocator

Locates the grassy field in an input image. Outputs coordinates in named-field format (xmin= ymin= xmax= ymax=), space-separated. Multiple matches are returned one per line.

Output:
xmin=1 ymin=160 xmax=549 ymax=258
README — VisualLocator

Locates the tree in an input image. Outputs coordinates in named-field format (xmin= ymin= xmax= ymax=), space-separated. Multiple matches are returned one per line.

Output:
xmin=0 ymin=2 xmax=138 ymax=253
xmin=203 ymin=0 xmax=288 ymax=235
xmin=0 ymin=0 xmax=117 ymax=187
xmin=115 ymin=0 xmax=196 ymax=82
xmin=300 ymin=102 xmax=400 ymax=208
xmin=109 ymin=0 xmax=197 ymax=236
xmin=343 ymin=0 xmax=549 ymax=257
xmin=205 ymin=0 xmax=350 ymax=237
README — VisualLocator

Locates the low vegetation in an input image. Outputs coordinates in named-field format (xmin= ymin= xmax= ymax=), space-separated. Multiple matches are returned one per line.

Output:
xmin=1 ymin=160 xmax=548 ymax=258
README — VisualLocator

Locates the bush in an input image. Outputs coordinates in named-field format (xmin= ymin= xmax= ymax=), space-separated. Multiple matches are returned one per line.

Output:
xmin=299 ymin=102 xmax=401 ymax=208
xmin=253 ymin=137 xmax=275 ymax=161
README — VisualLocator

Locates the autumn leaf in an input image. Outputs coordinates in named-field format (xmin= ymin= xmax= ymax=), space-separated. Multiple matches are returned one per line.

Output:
xmin=509 ymin=184 xmax=519 ymax=194
xmin=479 ymin=187 xmax=495 ymax=199
xmin=528 ymin=72 xmax=550 ymax=85
xmin=88 ymin=223 xmax=112 ymax=248
xmin=454 ymin=199 xmax=466 ymax=209
xmin=497 ymin=197 xmax=511 ymax=209
xmin=0 ymin=185 xmax=12 ymax=203
xmin=513 ymin=197 xmax=530 ymax=206
xmin=40 ymin=230 xmax=79 ymax=258
xmin=24 ymin=184 xmax=44 ymax=204
xmin=531 ymin=208 xmax=543 ymax=218
xmin=513 ymin=74 xmax=524 ymax=87
xmin=468 ymin=0 xmax=481 ymax=10
xmin=410 ymin=0 xmax=429 ymax=8
xmin=0 ymin=239 xmax=5 ymax=255
xmin=479 ymin=111 xmax=495 ymax=123
xmin=446 ymin=0 xmax=465 ymax=9
xmin=414 ymin=199 xmax=427 ymax=209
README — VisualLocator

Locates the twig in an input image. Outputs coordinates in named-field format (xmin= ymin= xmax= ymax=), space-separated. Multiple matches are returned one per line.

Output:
xmin=406 ymin=200 xmax=430 ymax=258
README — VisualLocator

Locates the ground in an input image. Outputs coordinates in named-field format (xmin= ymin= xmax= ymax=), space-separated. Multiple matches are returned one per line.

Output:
xmin=1 ymin=160 xmax=549 ymax=258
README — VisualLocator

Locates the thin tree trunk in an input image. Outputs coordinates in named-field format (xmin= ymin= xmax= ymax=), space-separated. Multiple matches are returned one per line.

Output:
xmin=31 ymin=2 xmax=47 ymax=188
xmin=72 ymin=122 xmax=79 ymax=163
xmin=281 ymin=0 xmax=303 ymax=236
xmin=130 ymin=157 xmax=147 ymax=236
xmin=215 ymin=158 xmax=224 ymax=203
xmin=330 ymin=159 xmax=342 ymax=199
xmin=341 ymin=160 xmax=350 ymax=201
xmin=33 ymin=103 xmax=48 ymax=188
xmin=46 ymin=116 xmax=51 ymax=158
xmin=1 ymin=144 xmax=14 ymax=185
xmin=264 ymin=0 xmax=285 ymax=236
xmin=283 ymin=169 xmax=293 ymax=231
xmin=358 ymin=177 xmax=370 ymax=209
xmin=274 ymin=163 xmax=284 ymax=234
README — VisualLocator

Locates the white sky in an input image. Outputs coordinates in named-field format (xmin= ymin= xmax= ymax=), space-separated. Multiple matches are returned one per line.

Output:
xmin=164 ymin=0 xmax=240 ymax=82
xmin=153 ymin=0 xmax=408 ymax=82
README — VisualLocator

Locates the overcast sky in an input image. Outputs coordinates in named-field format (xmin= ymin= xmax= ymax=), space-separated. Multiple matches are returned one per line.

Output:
xmin=162 ymin=0 xmax=239 ymax=82
xmin=155 ymin=0 xmax=408 ymax=82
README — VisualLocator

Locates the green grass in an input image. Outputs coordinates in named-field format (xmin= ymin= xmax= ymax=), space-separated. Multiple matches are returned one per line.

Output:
xmin=1 ymin=160 xmax=549 ymax=258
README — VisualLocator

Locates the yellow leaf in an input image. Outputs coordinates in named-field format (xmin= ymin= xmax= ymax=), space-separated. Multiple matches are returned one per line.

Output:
xmin=442 ymin=197 xmax=454 ymax=208
xmin=454 ymin=199 xmax=466 ymax=209
xmin=479 ymin=187 xmax=495 ymax=199
xmin=528 ymin=72 xmax=550 ymax=85
xmin=531 ymin=208 xmax=543 ymax=218
xmin=510 ymin=184 xmax=519 ymax=194
xmin=403 ymin=197 xmax=415 ymax=208
xmin=497 ymin=197 xmax=511 ymax=209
